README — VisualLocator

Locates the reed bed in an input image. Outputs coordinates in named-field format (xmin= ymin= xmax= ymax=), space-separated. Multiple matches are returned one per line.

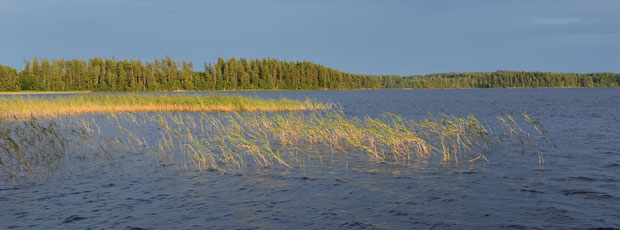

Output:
xmin=0 ymin=91 xmax=91 ymax=95
xmin=147 ymin=110 xmax=553 ymax=172
xmin=1 ymin=104 xmax=555 ymax=181
xmin=0 ymin=94 xmax=329 ymax=119
xmin=0 ymin=117 xmax=106 ymax=181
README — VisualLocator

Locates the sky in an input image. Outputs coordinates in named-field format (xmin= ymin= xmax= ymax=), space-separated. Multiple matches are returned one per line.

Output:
xmin=1 ymin=0 xmax=619 ymax=75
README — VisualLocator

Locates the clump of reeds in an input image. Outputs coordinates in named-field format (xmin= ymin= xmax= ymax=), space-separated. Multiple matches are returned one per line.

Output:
xmin=146 ymin=110 xmax=554 ymax=172
xmin=0 ymin=94 xmax=329 ymax=119
xmin=0 ymin=117 xmax=77 ymax=181
xmin=0 ymin=114 xmax=142 ymax=182
xmin=1 ymin=106 xmax=555 ymax=181
xmin=0 ymin=91 xmax=91 ymax=95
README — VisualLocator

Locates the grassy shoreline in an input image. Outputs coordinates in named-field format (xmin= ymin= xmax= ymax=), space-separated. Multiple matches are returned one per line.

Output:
xmin=0 ymin=89 xmax=377 ymax=95
xmin=0 ymin=94 xmax=329 ymax=119
xmin=0 ymin=91 xmax=92 ymax=95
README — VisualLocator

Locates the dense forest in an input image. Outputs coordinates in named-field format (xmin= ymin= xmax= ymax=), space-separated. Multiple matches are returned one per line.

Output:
xmin=381 ymin=71 xmax=620 ymax=88
xmin=0 ymin=57 xmax=381 ymax=91
xmin=1 ymin=57 xmax=619 ymax=91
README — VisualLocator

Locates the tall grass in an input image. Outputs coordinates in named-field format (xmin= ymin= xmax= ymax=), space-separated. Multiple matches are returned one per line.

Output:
xmin=149 ymin=110 xmax=554 ymax=172
xmin=0 ymin=94 xmax=329 ymax=119
xmin=0 ymin=103 xmax=555 ymax=181
xmin=0 ymin=118 xmax=97 ymax=181
xmin=0 ymin=91 xmax=91 ymax=95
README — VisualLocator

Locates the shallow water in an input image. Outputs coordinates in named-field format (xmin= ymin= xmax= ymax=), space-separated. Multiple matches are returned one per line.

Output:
xmin=1 ymin=89 xmax=620 ymax=229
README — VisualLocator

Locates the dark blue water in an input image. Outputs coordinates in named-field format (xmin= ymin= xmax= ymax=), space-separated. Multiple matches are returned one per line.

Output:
xmin=1 ymin=89 xmax=619 ymax=229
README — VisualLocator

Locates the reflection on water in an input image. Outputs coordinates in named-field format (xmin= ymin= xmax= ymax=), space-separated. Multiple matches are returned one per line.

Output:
xmin=1 ymin=89 xmax=620 ymax=229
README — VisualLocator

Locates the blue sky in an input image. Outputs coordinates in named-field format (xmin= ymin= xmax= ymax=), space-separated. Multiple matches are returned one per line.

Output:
xmin=1 ymin=0 xmax=619 ymax=75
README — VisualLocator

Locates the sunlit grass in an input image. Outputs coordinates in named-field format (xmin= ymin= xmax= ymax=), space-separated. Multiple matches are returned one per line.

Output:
xmin=0 ymin=94 xmax=329 ymax=119
xmin=0 ymin=91 xmax=91 ymax=95
xmin=148 ymin=110 xmax=554 ymax=172
xmin=0 ymin=100 xmax=555 ymax=182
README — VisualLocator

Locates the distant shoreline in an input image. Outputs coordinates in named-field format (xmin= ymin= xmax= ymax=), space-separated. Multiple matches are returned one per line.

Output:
xmin=2 ymin=58 xmax=619 ymax=92
xmin=0 ymin=87 xmax=618 ymax=95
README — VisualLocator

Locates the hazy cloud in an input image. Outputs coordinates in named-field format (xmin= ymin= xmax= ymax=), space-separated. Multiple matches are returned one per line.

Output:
xmin=530 ymin=17 xmax=582 ymax=25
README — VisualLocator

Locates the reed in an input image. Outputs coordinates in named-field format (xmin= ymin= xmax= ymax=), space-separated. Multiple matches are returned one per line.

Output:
xmin=0 ymin=94 xmax=329 ymax=119
xmin=0 ymin=91 xmax=91 ymax=95
xmin=0 ymin=114 xmax=152 ymax=182
xmin=1 ymin=103 xmax=554 ymax=181
xmin=0 ymin=118 xmax=88 ymax=181
xmin=147 ymin=110 xmax=553 ymax=172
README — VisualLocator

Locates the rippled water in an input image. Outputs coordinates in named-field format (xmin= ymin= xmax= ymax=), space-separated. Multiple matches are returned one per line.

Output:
xmin=1 ymin=89 xmax=619 ymax=229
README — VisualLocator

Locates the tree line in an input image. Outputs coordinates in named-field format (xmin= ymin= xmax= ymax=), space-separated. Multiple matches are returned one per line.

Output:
xmin=381 ymin=71 xmax=620 ymax=88
xmin=1 ymin=57 xmax=619 ymax=91
xmin=0 ymin=57 xmax=381 ymax=91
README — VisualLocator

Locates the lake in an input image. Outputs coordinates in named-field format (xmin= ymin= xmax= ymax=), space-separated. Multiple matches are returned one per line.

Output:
xmin=1 ymin=89 xmax=619 ymax=229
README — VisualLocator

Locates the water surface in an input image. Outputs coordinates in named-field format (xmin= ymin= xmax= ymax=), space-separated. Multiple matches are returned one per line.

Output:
xmin=1 ymin=89 xmax=619 ymax=229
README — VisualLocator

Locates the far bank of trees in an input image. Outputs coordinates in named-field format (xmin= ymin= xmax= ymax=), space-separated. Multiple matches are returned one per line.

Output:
xmin=0 ymin=57 xmax=381 ymax=92
xmin=381 ymin=71 xmax=620 ymax=88
xmin=1 ymin=57 xmax=619 ymax=91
